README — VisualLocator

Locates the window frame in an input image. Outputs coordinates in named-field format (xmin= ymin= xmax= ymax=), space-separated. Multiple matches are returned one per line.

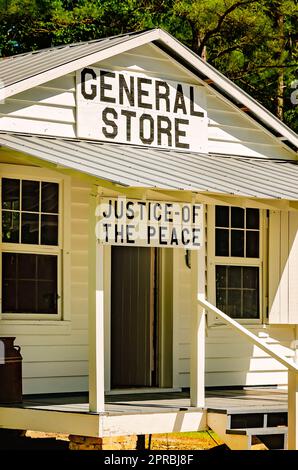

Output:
xmin=207 ymin=205 xmax=266 ymax=325
xmin=0 ymin=164 xmax=70 ymax=321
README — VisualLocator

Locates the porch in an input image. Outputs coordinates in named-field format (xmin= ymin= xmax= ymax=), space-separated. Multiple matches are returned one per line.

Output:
xmin=0 ymin=388 xmax=287 ymax=440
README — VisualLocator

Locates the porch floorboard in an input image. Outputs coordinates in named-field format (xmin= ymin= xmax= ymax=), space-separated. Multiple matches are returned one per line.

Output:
xmin=0 ymin=388 xmax=288 ymax=415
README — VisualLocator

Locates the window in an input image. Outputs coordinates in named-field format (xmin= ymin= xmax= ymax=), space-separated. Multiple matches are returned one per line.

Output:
xmin=211 ymin=205 xmax=262 ymax=321
xmin=1 ymin=177 xmax=60 ymax=316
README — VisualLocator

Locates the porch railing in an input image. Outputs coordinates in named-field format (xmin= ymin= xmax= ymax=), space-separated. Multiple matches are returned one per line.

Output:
xmin=198 ymin=294 xmax=298 ymax=450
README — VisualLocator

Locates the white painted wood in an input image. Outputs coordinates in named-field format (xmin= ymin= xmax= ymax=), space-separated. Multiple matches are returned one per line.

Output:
xmin=198 ymin=296 xmax=298 ymax=373
xmin=207 ymin=412 xmax=251 ymax=450
xmin=88 ymin=187 xmax=105 ymax=412
xmin=20 ymin=345 xmax=88 ymax=362
xmin=208 ymin=140 xmax=293 ymax=159
xmin=8 ymin=88 xmax=76 ymax=106
xmin=0 ymin=116 xmax=76 ymax=137
xmin=0 ymin=405 xmax=207 ymax=437
xmin=269 ymin=211 xmax=298 ymax=325
xmin=0 ymin=406 xmax=100 ymax=437
xmin=104 ymin=245 xmax=111 ymax=392
xmin=23 ymin=361 xmax=88 ymax=377
xmin=190 ymin=204 xmax=205 ymax=407
xmin=288 ymin=370 xmax=298 ymax=450
xmin=268 ymin=211 xmax=281 ymax=323
xmin=289 ymin=213 xmax=298 ymax=324
xmin=101 ymin=410 xmax=206 ymax=436
xmin=205 ymin=371 xmax=288 ymax=387
xmin=23 ymin=375 xmax=88 ymax=394
xmin=172 ymin=249 xmax=181 ymax=389
xmin=97 ymin=43 xmax=199 ymax=82
xmin=0 ymin=101 xmax=75 ymax=122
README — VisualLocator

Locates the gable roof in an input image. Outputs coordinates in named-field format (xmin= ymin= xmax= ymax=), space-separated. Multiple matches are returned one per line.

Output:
xmin=0 ymin=28 xmax=297 ymax=152
xmin=1 ymin=132 xmax=297 ymax=200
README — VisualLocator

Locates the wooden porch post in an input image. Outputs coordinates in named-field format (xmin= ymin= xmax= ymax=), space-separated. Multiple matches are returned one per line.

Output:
xmin=288 ymin=370 xmax=298 ymax=450
xmin=88 ymin=187 xmax=105 ymax=412
xmin=190 ymin=205 xmax=205 ymax=407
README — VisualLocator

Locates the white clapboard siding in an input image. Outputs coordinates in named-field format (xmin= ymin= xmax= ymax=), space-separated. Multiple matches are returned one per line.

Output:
xmin=23 ymin=376 xmax=88 ymax=395
xmin=206 ymin=93 xmax=294 ymax=159
xmin=269 ymin=211 xmax=298 ymax=324
xmin=94 ymin=43 xmax=199 ymax=83
xmin=173 ymin=246 xmax=296 ymax=388
xmin=205 ymin=371 xmax=289 ymax=387
xmin=23 ymin=361 xmax=88 ymax=378
xmin=0 ymin=74 xmax=76 ymax=137
xmin=0 ymin=176 xmax=91 ymax=394
xmin=21 ymin=345 xmax=88 ymax=363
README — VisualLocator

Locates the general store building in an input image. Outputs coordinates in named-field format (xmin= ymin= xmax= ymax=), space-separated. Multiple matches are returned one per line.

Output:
xmin=0 ymin=29 xmax=298 ymax=450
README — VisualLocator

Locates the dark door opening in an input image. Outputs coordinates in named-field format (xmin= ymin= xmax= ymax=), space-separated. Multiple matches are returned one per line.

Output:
xmin=111 ymin=246 xmax=158 ymax=388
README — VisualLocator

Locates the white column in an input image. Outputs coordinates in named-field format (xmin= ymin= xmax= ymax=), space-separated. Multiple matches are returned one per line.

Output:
xmin=88 ymin=188 xmax=105 ymax=412
xmin=190 ymin=205 xmax=205 ymax=407
xmin=288 ymin=370 xmax=298 ymax=450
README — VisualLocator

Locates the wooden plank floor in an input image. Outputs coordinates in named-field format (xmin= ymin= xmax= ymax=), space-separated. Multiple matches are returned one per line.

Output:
xmin=1 ymin=388 xmax=288 ymax=416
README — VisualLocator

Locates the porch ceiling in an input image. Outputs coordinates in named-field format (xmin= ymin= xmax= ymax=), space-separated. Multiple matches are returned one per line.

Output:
xmin=1 ymin=131 xmax=298 ymax=200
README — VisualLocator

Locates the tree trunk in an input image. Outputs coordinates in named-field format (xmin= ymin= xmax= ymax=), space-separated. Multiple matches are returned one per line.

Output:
xmin=276 ymin=11 xmax=285 ymax=121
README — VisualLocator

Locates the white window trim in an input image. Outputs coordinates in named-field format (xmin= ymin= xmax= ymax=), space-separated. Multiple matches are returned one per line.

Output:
xmin=0 ymin=164 xmax=71 ymax=325
xmin=207 ymin=204 xmax=266 ymax=326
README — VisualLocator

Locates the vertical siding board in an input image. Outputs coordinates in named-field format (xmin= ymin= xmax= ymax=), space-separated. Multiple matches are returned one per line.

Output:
xmin=289 ymin=212 xmax=298 ymax=324
xmin=268 ymin=211 xmax=298 ymax=325
xmin=280 ymin=211 xmax=289 ymax=324
xmin=268 ymin=211 xmax=282 ymax=323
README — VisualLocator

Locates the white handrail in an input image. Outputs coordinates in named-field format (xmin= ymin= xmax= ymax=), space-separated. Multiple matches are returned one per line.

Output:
xmin=198 ymin=294 xmax=298 ymax=373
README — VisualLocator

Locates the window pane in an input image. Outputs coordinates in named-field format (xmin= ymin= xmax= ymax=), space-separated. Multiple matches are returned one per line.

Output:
xmin=2 ymin=252 xmax=17 ymax=279
xmin=231 ymin=230 xmax=244 ymax=257
xmin=37 ymin=281 xmax=57 ymax=314
xmin=37 ymin=255 xmax=57 ymax=281
xmin=41 ymin=182 xmax=59 ymax=213
xmin=246 ymin=209 xmax=259 ymax=229
xmin=231 ymin=207 xmax=244 ymax=228
xmin=2 ymin=211 xmax=19 ymax=243
xmin=227 ymin=289 xmax=241 ymax=318
xmin=21 ymin=213 xmax=39 ymax=244
xmin=41 ymin=215 xmax=58 ymax=245
xmin=18 ymin=280 xmax=37 ymax=312
xmin=22 ymin=180 xmax=39 ymax=212
xmin=216 ymin=289 xmax=227 ymax=312
xmin=18 ymin=253 xmax=36 ymax=279
xmin=2 ymin=279 xmax=17 ymax=312
xmin=243 ymin=290 xmax=259 ymax=318
xmin=216 ymin=229 xmax=229 ymax=256
xmin=228 ymin=266 xmax=241 ymax=288
xmin=215 ymin=206 xmax=229 ymax=227
xmin=216 ymin=265 xmax=227 ymax=288
xmin=243 ymin=267 xmax=259 ymax=289
xmin=2 ymin=253 xmax=58 ymax=314
xmin=2 ymin=178 xmax=20 ymax=210
xmin=246 ymin=231 xmax=259 ymax=258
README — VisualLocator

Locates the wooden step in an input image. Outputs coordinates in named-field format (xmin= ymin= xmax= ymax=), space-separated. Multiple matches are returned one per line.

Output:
xmin=226 ymin=426 xmax=288 ymax=436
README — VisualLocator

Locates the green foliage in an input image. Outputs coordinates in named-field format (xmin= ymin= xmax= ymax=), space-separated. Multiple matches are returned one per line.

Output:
xmin=0 ymin=0 xmax=297 ymax=132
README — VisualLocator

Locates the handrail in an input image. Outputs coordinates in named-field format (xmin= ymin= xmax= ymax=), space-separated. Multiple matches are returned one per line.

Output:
xmin=198 ymin=294 xmax=298 ymax=373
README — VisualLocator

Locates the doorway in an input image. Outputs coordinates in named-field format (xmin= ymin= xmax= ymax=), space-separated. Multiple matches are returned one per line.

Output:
xmin=111 ymin=246 xmax=158 ymax=388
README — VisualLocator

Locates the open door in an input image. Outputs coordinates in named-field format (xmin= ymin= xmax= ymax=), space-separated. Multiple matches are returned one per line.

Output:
xmin=111 ymin=246 xmax=156 ymax=388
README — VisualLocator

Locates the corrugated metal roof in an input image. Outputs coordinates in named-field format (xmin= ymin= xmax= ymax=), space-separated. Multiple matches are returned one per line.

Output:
xmin=0 ymin=132 xmax=297 ymax=200
xmin=0 ymin=30 xmax=148 ymax=88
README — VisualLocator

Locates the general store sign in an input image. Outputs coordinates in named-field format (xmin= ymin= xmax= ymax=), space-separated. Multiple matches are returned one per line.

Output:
xmin=76 ymin=68 xmax=207 ymax=152
xmin=95 ymin=198 xmax=203 ymax=249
